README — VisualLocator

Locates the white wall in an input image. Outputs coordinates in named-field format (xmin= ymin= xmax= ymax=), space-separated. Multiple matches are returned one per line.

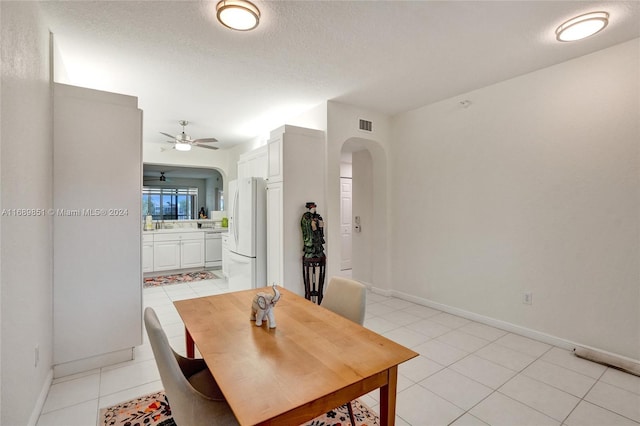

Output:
xmin=390 ymin=39 xmax=640 ymax=360
xmin=205 ymin=172 xmax=224 ymax=212
xmin=288 ymin=102 xmax=328 ymax=133
xmin=340 ymin=158 xmax=352 ymax=178
xmin=53 ymin=84 xmax=142 ymax=369
xmin=0 ymin=2 xmax=54 ymax=424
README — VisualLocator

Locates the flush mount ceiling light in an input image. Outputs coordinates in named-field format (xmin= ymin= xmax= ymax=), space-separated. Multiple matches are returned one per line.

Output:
xmin=555 ymin=11 xmax=609 ymax=42
xmin=216 ymin=0 xmax=260 ymax=31
xmin=175 ymin=142 xmax=192 ymax=152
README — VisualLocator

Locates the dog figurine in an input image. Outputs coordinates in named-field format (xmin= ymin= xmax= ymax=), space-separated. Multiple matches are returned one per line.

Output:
xmin=250 ymin=285 xmax=281 ymax=328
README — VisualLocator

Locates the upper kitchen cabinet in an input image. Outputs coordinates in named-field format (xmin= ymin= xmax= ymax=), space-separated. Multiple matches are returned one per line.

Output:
xmin=267 ymin=133 xmax=283 ymax=182
xmin=238 ymin=145 xmax=267 ymax=180
xmin=53 ymin=83 xmax=142 ymax=376
xmin=267 ymin=125 xmax=324 ymax=183
xmin=266 ymin=125 xmax=325 ymax=295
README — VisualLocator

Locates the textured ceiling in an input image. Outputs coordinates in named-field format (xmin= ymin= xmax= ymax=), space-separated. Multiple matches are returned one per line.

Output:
xmin=40 ymin=1 xmax=640 ymax=149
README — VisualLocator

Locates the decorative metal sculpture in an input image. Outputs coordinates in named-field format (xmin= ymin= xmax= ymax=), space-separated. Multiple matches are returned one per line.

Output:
xmin=250 ymin=285 xmax=281 ymax=328
xmin=301 ymin=202 xmax=325 ymax=258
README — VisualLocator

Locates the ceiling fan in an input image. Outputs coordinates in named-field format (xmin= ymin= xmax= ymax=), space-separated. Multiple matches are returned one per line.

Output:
xmin=160 ymin=120 xmax=218 ymax=151
xmin=143 ymin=171 xmax=170 ymax=183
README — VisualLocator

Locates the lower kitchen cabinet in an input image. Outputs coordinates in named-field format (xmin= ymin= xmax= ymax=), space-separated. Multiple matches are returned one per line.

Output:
xmin=153 ymin=240 xmax=181 ymax=271
xmin=147 ymin=231 xmax=205 ymax=273
xmin=142 ymin=234 xmax=154 ymax=273
xmin=181 ymin=237 xmax=206 ymax=268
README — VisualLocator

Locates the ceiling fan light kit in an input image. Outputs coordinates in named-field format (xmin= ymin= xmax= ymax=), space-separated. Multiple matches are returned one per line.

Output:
xmin=161 ymin=120 xmax=219 ymax=151
xmin=216 ymin=0 xmax=260 ymax=31
xmin=555 ymin=11 xmax=609 ymax=42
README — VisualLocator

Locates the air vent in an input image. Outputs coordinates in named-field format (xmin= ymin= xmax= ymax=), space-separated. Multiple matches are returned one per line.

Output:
xmin=359 ymin=119 xmax=373 ymax=132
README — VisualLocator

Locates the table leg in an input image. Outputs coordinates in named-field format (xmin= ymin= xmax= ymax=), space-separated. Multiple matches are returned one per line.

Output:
xmin=185 ymin=328 xmax=195 ymax=358
xmin=379 ymin=365 xmax=398 ymax=425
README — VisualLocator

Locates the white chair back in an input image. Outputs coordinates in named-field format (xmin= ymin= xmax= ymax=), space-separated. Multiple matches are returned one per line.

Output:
xmin=144 ymin=307 xmax=238 ymax=425
xmin=321 ymin=277 xmax=366 ymax=325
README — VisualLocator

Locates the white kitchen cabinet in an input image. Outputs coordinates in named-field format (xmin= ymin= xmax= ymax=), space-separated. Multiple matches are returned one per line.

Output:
xmin=266 ymin=181 xmax=283 ymax=286
xmin=238 ymin=145 xmax=268 ymax=179
xmin=142 ymin=234 xmax=154 ymax=273
xmin=153 ymin=240 xmax=181 ymax=272
xmin=181 ymin=233 xmax=205 ymax=268
xmin=267 ymin=135 xmax=283 ymax=182
xmin=152 ymin=232 xmax=204 ymax=272
xmin=266 ymin=125 xmax=325 ymax=295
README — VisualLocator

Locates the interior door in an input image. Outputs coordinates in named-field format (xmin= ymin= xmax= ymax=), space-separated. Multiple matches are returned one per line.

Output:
xmin=340 ymin=177 xmax=352 ymax=270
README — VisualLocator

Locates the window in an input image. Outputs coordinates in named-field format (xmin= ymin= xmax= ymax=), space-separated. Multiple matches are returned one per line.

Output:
xmin=142 ymin=187 xmax=198 ymax=220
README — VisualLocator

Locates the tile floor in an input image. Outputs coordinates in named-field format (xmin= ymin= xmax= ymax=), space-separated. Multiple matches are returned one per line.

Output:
xmin=37 ymin=275 xmax=640 ymax=426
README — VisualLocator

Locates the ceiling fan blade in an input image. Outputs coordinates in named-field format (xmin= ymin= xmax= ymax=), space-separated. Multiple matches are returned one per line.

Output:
xmin=160 ymin=132 xmax=177 ymax=139
xmin=195 ymin=144 xmax=219 ymax=150
xmin=193 ymin=137 xmax=218 ymax=143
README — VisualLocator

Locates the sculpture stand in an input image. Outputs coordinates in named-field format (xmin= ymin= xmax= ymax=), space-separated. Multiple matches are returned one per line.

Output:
xmin=302 ymin=256 xmax=326 ymax=304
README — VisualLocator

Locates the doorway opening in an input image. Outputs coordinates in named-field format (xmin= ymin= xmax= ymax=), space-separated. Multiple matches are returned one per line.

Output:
xmin=339 ymin=138 xmax=384 ymax=287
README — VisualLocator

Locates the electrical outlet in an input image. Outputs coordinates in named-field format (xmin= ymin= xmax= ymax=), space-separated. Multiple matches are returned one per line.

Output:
xmin=34 ymin=345 xmax=39 ymax=367
xmin=523 ymin=292 xmax=533 ymax=305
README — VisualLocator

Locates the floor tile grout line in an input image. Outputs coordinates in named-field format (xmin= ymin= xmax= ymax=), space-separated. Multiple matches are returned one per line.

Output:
xmin=590 ymin=368 xmax=640 ymax=396
xmin=38 ymin=396 xmax=100 ymax=419
xmin=437 ymin=339 xmax=583 ymax=425
xmin=520 ymin=356 xmax=606 ymax=390
xmin=494 ymin=344 xmax=613 ymax=425
xmin=558 ymin=366 xmax=640 ymax=426
xmin=499 ymin=345 xmax=591 ymax=420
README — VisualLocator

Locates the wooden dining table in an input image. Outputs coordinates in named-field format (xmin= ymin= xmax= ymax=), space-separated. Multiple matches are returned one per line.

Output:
xmin=173 ymin=286 xmax=418 ymax=425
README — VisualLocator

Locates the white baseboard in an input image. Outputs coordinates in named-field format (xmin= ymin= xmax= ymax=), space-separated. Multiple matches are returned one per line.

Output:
xmin=53 ymin=347 xmax=134 ymax=378
xmin=364 ymin=282 xmax=393 ymax=297
xmin=373 ymin=287 xmax=640 ymax=365
xmin=28 ymin=369 xmax=53 ymax=426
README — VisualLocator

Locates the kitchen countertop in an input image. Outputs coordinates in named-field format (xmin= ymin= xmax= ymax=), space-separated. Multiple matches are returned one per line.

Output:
xmin=143 ymin=228 xmax=228 ymax=233
xmin=203 ymin=228 xmax=228 ymax=233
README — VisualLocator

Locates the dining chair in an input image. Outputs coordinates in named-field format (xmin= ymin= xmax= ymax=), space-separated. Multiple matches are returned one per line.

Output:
xmin=321 ymin=276 xmax=367 ymax=425
xmin=144 ymin=307 xmax=239 ymax=426
xmin=321 ymin=276 xmax=367 ymax=325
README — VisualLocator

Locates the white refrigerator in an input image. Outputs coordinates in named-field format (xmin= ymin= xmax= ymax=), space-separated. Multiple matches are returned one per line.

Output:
xmin=228 ymin=177 xmax=267 ymax=291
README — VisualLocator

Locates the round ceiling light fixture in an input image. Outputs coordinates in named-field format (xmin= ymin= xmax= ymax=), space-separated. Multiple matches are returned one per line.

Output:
xmin=555 ymin=11 xmax=609 ymax=42
xmin=216 ymin=0 xmax=260 ymax=31
xmin=175 ymin=142 xmax=192 ymax=152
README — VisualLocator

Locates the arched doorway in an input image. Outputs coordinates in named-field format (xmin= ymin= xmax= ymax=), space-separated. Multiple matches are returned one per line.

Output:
xmin=339 ymin=138 xmax=389 ymax=290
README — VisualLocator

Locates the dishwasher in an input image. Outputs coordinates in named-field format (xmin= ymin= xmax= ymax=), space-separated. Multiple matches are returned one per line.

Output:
xmin=205 ymin=231 xmax=222 ymax=268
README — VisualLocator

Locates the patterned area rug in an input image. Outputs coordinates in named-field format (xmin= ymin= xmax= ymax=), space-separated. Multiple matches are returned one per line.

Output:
xmin=100 ymin=391 xmax=379 ymax=426
xmin=143 ymin=271 xmax=220 ymax=288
